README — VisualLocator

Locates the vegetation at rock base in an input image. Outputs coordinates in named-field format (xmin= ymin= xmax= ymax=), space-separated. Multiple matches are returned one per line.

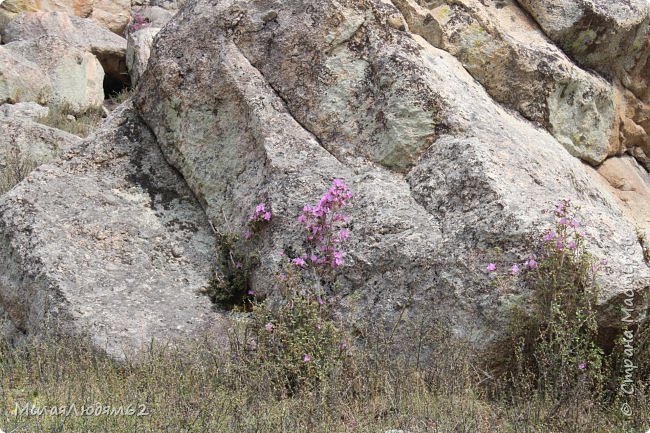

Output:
xmin=0 ymin=313 xmax=647 ymax=432
xmin=35 ymin=103 xmax=105 ymax=137
xmin=108 ymin=86 xmax=134 ymax=105
xmin=486 ymin=199 xmax=650 ymax=430
xmin=1 ymin=190 xmax=648 ymax=432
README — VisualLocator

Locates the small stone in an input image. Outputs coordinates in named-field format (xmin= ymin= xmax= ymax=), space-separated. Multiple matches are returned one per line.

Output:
xmin=262 ymin=11 xmax=278 ymax=22
xmin=386 ymin=15 xmax=406 ymax=31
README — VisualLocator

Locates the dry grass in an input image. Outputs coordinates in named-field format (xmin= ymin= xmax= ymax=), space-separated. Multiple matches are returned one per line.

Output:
xmin=35 ymin=103 xmax=105 ymax=138
xmin=0 ymin=147 xmax=39 ymax=195
xmin=0 ymin=314 xmax=646 ymax=433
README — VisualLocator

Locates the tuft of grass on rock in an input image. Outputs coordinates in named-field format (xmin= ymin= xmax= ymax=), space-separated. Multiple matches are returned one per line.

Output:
xmin=35 ymin=103 xmax=105 ymax=137
xmin=108 ymin=87 xmax=133 ymax=105
xmin=0 ymin=147 xmax=39 ymax=195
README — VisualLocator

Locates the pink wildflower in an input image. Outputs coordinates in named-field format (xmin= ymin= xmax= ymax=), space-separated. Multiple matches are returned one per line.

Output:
xmin=543 ymin=231 xmax=557 ymax=242
xmin=511 ymin=264 xmax=520 ymax=275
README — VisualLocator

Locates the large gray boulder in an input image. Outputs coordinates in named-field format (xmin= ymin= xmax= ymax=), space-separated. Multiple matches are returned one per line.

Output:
xmin=136 ymin=0 xmax=649 ymax=347
xmin=0 ymin=103 xmax=225 ymax=359
xmin=392 ymin=0 xmax=618 ymax=165
xmin=5 ymin=35 xmax=104 ymax=112
xmin=2 ymin=11 xmax=128 ymax=91
xmin=0 ymin=45 xmax=52 ymax=105
xmin=517 ymin=0 xmax=650 ymax=103
xmin=515 ymin=0 xmax=650 ymax=171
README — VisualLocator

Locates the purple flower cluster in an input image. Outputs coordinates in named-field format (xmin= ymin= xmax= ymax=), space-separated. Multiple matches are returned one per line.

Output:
xmin=243 ymin=202 xmax=272 ymax=240
xmin=542 ymin=199 xmax=584 ymax=253
xmin=487 ymin=259 xmax=537 ymax=274
xmin=293 ymin=179 xmax=353 ymax=269
xmin=250 ymin=203 xmax=272 ymax=223
xmin=486 ymin=199 xmax=602 ymax=275
xmin=129 ymin=13 xmax=150 ymax=33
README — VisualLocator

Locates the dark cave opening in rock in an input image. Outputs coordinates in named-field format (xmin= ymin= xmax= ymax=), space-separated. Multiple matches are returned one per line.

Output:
xmin=95 ymin=52 xmax=132 ymax=99
xmin=103 ymin=72 xmax=131 ymax=99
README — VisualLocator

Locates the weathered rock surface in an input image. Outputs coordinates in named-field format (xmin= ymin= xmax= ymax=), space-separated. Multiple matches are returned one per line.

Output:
xmin=593 ymin=156 xmax=650 ymax=254
xmin=136 ymin=0 xmax=650 ymax=346
xmin=0 ymin=102 xmax=225 ymax=358
xmin=0 ymin=101 xmax=49 ymax=119
xmin=517 ymin=0 xmax=650 ymax=104
xmin=0 ymin=118 xmax=74 ymax=165
xmin=2 ymin=11 xmax=128 ymax=86
xmin=0 ymin=45 xmax=52 ymax=104
xmin=0 ymin=114 xmax=80 ymax=194
xmin=616 ymin=85 xmax=650 ymax=171
xmin=126 ymin=27 xmax=159 ymax=86
xmin=392 ymin=0 xmax=618 ymax=165
xmin=0 ymin=0 xmax=132 ymax=34
xmin=5 ymin=35 xmax=104 ymax=111
xmin=132 ymin=6 xmax=174 ymax=29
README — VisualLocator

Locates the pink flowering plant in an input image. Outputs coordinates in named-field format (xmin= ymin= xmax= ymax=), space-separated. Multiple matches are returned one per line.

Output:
xmin=490 ymin=199 xmax=607 ymax=402
xmin=128 ymin=12 xmax=150 ymax=34
xmin=292 ymin=179 xmax=353 ymax=270
xmin=235 ymin=264 xmax=348 ymax=396
xmin=225 ymin=180 xmax=354 ymax=395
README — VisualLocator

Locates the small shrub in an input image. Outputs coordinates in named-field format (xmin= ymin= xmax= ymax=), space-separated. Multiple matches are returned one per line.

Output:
xmin=489 ymin=200 xmax=608 ymax=419
xmin=225 ymin=179 xmax=354 ymax=396
xmin=230 ymin=266 xmax=348 ymax=397
xmin=206 ymin=230 xmax=258 ymax=308
xmin=108 ymin=86 xmax=133 ymax=104
xmin=127 ymin=12 xmax=151 ymax=35
xmin=0 ymin=146 xmax=39 ymax=194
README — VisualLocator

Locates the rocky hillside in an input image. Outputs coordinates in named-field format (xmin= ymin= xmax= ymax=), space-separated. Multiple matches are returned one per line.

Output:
xmin=0 ymin=0 xmax=649 ymax=358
